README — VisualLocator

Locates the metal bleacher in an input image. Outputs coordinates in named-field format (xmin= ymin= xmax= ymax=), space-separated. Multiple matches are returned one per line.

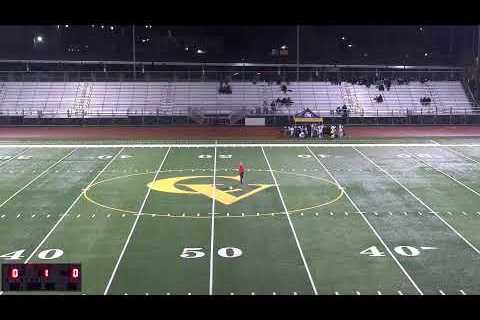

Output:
xmin=0 ymin=80 xmax=474 ymax=119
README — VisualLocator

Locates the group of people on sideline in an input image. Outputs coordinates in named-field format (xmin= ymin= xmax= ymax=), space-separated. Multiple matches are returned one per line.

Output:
xmin=284 ymin=123 xmax=344 ymax=139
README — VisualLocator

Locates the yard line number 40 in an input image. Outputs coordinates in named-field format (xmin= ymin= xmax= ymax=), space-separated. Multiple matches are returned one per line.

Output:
xmin=0 ymin=249 xmax=64 ymax=260
xmin=360 ymin=245 xmax=438 ymax=257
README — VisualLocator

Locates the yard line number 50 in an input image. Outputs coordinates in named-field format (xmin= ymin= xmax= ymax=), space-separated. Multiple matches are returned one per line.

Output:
xmin=180 ymin=247 xmax=242 ymax=259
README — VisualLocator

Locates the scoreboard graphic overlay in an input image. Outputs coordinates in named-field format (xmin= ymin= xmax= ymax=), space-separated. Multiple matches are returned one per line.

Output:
xmin=1 ymin=264 xmax=81 ymax=292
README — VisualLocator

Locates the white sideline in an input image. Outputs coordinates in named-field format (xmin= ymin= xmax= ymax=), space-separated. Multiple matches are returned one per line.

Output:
xmin=261 ymin=147 xmax=318 ymax=295
xmin=353 ymin=147 xmax=480 ymax=256
xmin=0 ymin=149 xmax=77 ymax=210
xmin=1 ymin=143 xmax=480 ymax=149
xmin=24 ymin=147 xmax=125 ymax=263
xmin=0 ymin=148 xmax=30 ymax=168
xmin=104 ymin=147 xmax=171 ymax=295
xmin=305 ymin=146 xmax=423 ymax=295
xmin=209 ymin=144 xmax=217 ymax=295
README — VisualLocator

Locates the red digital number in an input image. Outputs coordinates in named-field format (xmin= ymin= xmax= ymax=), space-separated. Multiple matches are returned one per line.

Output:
xmin=71 ymin=268 xmax=79 ymax=279
xmin=11 ymin=268 xmax=19 ymax=279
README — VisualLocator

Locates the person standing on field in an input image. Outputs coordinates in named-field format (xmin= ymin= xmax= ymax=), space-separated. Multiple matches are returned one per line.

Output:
xmin=238 ymin=162 xmax=245 ymax=184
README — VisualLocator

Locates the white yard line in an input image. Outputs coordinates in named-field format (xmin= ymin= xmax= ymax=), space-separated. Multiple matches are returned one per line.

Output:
xmin=0 ymin=149 xmax=77 ymax=210
xmin=209 ymin=144 xmax=217 ymax=295
xmin=0 ymin=148 xmax=30 ymax=168
xmin=104 ymin=147 xmax=171 ymax=295
xmin=306 ymin=146 xmax=423 ymax=295
xmin=431 ymin=139 xmax=480 ymax=165
xmin=24 ymin=147 xmax=125 ymax=263
xmin=261 ymin=146 xmax=318 ymax=295
xmin=2 ymin=143 xmax=480 ymax=149
xmin=404 ymin=147 xmax=480 ymax=199
xmin=353 ymin=147 xmax=480 ymax=256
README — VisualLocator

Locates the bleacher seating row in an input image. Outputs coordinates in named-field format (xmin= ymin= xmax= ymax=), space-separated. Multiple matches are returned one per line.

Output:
xmin=0 ymin=81 xmax=473 ymax=118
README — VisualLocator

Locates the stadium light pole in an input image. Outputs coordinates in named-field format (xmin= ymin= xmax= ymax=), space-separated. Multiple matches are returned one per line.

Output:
xmin=296 ymin=25 xmax=300 ymax=82
xmin=132 ymin=25 xmax=136 ymax=80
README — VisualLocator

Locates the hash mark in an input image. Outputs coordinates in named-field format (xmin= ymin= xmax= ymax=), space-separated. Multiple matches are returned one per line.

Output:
xmin=334 ymin=291 xmax=339 ymax=295
xmin=377 ymin=291 xmax=382 ymax=295
xmin=355 ymin=291 xmax=361 ymax=295
xmin=76 ymin=214 xmax=81 ymax=218
xmin=462 ymin=211 xmax=468 ymax=216
xmin=447 ymin=211 xmax=452 ymax=215
xmin=459 ymin=290 xmax=466 ymax=295
xmin=373 ymin=212 xmax=378 ymax=216
xmin=345 ymin=212 xmax=349 ymax=216
xmin=388 ymin=211 xmax=393 ymax=215
xmin=107 ymin=214 xmax=111 ymax=218
xmin=293 ymin=292 xmax=298 ymax=295
xmin=32 ymin=214 xmax=36 ymax=218
xmin=439 ymin=290 xmax=446 ymax=295
xmin=398 ymin=291 xmax=403 ymax=295
xmin=0 ymin=215 xmax=5 ymax=218
xmin=403 ymin=212 xmax=408 ymax=216
xmin=46 ymin=214 xmax=50 ymax=218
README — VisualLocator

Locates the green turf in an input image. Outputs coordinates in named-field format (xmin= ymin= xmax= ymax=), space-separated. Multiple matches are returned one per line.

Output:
xmin=2 ymin=138 xmax=480 ymax=295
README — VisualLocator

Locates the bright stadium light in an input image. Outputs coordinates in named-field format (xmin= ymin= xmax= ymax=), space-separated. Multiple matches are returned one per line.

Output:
xmin=36 ymin=36 xmax=43 ymax=43
xmin=197 ymin=49 xmax=205 ymax=54
xmin=280 ymin=45 xmax=287 ymax=50
xmin=341 ymin=36 xmax=346 ymax=40
xmin=347 ymin=44 xmax=353 ymax=48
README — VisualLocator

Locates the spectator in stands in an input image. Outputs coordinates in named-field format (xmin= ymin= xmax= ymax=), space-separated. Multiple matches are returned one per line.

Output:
xmin=281 ymin=83 xmax=287 ymax=93
xmin=385 ymin=79 xmax=391 ymax=91
xmin=342 ymin=104 xmax=349 ymax=118
xmin=375 ymin=95 xmax=384 ymax=103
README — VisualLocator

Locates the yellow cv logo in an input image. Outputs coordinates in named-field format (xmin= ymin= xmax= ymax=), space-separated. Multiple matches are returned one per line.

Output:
xmin=148 ymin=175 xmax=274 ymax=205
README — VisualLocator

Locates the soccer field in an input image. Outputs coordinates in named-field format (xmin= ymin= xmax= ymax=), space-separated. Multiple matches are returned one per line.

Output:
xmin=2 ymin=138 xmax=480 ymax=295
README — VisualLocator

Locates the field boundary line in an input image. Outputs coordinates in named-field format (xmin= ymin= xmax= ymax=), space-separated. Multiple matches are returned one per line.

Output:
xmin=0 ymin=148 xmax=30 ymax=168
xmin=353 ymin=146 xmax=480 ymax=256
xmin=0 ymin=148 xmax=77 ymax=210
xmin=209 ymin=144 xmax=217 ymax=295
xmin=306 ymin=146 xmax=423 ymax=295
xmin=402 ymin=147 xmax=480 ymax=199
xmin=2 ymin=143 xmax=480 ymax=149
xmin=261 ymin=146 xmax=318 ymax=295
xmin=24 ymin=147 xmax=125 ymax=263
xmin=431 ymin=139 xmax=480 ymax=165
xmin=104 ymin=147 xmax=171 ymax=295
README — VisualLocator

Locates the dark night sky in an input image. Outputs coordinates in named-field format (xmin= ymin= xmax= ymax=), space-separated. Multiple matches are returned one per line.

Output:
xmin=0 ymin=25 xmax=477 ymax=66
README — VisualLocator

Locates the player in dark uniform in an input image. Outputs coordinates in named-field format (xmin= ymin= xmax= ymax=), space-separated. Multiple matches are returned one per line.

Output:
xmin=239 ymin=162 xmax=245 ymax=184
